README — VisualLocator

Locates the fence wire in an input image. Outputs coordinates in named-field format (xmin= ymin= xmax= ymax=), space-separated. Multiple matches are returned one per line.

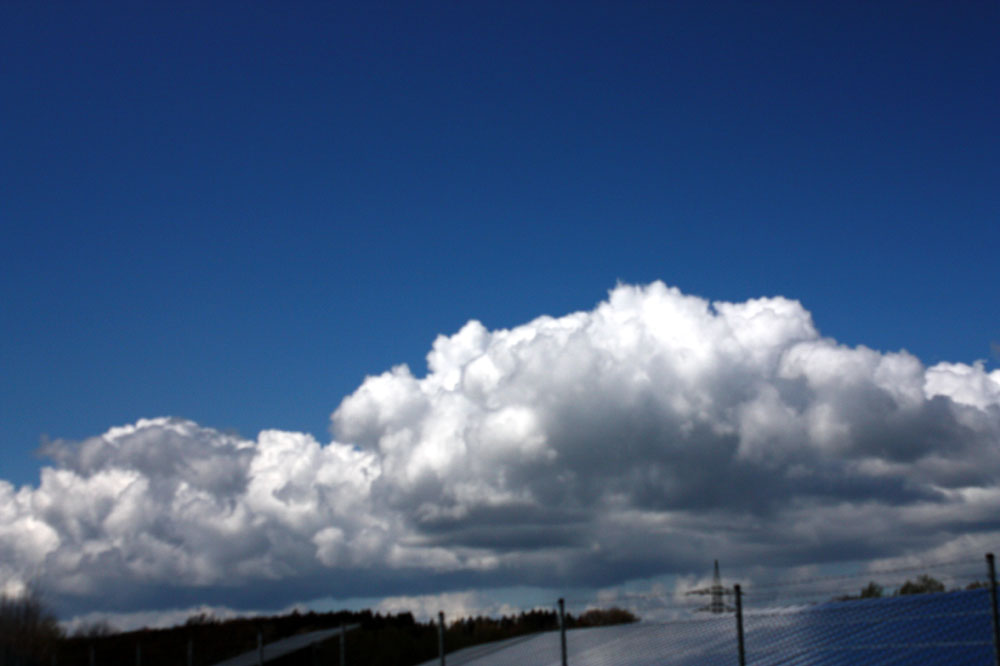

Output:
xmin=34 ymin=553 xmax=1000 ymax=666
xmin=546 ymin=553 xmax=1000 ymax=666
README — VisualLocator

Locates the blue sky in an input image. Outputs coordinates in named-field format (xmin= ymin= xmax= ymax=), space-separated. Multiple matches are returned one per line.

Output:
xmin=1 ymin=1 xmax=999 ymax=623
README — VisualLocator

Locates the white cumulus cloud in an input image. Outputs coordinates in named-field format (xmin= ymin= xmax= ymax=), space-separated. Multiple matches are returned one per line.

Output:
xmin=2 ymin=282 xmax=998 ymax=617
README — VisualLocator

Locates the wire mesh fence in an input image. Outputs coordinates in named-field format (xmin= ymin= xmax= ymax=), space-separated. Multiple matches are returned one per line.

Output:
xmin=11 ymin=553 xmax=999 ymax=665
xmin=735 ymin=554 xmax=998 ymax=665
xmin=533 ymin=552 xmax=1000 ymax=666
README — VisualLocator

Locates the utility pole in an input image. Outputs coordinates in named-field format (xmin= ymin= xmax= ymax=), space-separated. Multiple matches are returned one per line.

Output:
xmin=558 ymin=598 xmax=567 ymax=666
xmin=438 ymin=611 xmax=446 ymax=666
xmin=988 ymin=553 xmax=1000 ymax=666
xmin=734 ymin=584 xmax=745 ymax=666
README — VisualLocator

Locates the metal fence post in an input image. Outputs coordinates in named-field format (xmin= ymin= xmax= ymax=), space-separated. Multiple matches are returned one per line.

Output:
xmin=340 ymin=622 xmax=346 ymax=666
xmin=735 ymin=584 xmax=746 ymax=666
xmin=988 ymin=553 xmax=1000 ymax=666
xmin=257 ymin=630 xmax=263 ymax=666
xmin=438 ymin=611 xmax=446 ymax=666
xmin=89 ymin=644 xmax=94 ymax=666
xmin=558 ymin=598 xmax=567 ymax=666
xmin=135 ymin=642 xmax=141 ymax=666
xmin=187 ymin=638 xmax=194 ymax=666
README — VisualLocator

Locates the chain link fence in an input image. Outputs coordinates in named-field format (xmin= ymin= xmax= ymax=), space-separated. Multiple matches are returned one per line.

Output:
xmin=493 ymin=552 xmax=1000 ymax=666
xmin=8 ymin=553 xmax=999 ymax=665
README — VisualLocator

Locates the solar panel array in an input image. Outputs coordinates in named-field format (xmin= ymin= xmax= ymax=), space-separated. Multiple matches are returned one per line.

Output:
xmin=417 ymin=588 xmax=997 ymax=666
xmin=209 ymin=623 xmax=359 ymax=666
xmin=744 ymin=589 xmax=994 ymax=665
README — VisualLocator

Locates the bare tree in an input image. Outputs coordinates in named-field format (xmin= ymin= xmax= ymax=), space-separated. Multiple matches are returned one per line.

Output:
xmin=0 ymin=589 xmax=62 ymax=666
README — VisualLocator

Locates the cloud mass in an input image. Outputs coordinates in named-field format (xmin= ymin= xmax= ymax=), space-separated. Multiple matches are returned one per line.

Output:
xmin=3 ymin=283 xmax=999 ymax=614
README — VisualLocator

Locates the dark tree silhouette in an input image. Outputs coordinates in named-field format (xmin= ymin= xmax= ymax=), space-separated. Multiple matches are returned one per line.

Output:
xmin=897 ymin=575 xmax=945 ymax=595
xmin=0 ymin=590 xmax=63 ymax=665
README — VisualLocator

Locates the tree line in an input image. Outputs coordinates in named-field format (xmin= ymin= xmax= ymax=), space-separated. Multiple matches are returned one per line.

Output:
xmin=838 ymin=574 xmax=988 ymax=601
xmin=0 ymin=592 xmax=636 ymax=666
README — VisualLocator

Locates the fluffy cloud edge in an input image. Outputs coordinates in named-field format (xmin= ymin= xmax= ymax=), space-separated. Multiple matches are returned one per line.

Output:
xmin=1 ymin=282 xmax=997 ymax=617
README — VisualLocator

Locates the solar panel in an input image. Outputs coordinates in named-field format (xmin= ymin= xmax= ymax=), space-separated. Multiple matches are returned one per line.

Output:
xmin=210 ymin=624 xmax=360 ymax=666
xmin=415 ymin=588 xmax=996 ymax=666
